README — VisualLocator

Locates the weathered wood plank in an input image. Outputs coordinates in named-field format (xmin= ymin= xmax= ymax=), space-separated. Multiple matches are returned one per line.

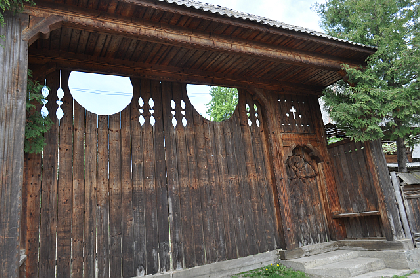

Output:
xmin=183 ymin=87 xmax=205 ymax=266
xmin=162 ymin=82 xmax=184 ymax=270
xmin=203 ymin=120 xmax=227 ymax=262
xmin=121 ymin=104 xmax=134 ymax=278
xmin=142 ymin=79 xmax=159 ymax=274
xmin=173 ymin=83 xmax=195 ymax=268
xmin=72 ymin=99 xmax=85 ymax=278
xmin=130 ymin=78 xmax=147 ymax=275
xmin=151 ymin=80 xmax=170 ymax=272
xmin=214 ymin=122 xmax=237 ymax=260
xmin=39 ymin=71 xmax=59 ymax=278
xmin=84 ymin=111 xmax=97 ymax=278
xmin=97 ymin=115 xmax=110 ymax=278
xmin=109 ymin=112 xmax=123 ymax=277
xmin=242 ymin=92 xmax=269 ymax=253
xmin=57 ymin=70 xmax=73 ymax=278
xmin=24 ymin=153 xmax=42 ymax=278
xmin=191 ymin=105 xmax=215 ymax=263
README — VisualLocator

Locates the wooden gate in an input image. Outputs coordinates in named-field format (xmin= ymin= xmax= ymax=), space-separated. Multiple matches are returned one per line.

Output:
xmin=21 ymin=71 xmax=280 ymax=278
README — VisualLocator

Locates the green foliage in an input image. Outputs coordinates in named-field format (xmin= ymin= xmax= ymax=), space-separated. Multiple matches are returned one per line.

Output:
xmin=232 ymin=263 xmax=308 ymax=278
xmin=382 ymin=141 xmax=397 ymax=155
xmin=327 ymin=136 xmax=344 ymax=145
xmin=314 ymin=0 xmax=420 ymax=146
xmin=0 ymin=0 xmax=36 ymax=41
xmin=206 ymin=86 xmax=238 ymax=122
xmin=25 ymin=70 xmax=53 ymax=153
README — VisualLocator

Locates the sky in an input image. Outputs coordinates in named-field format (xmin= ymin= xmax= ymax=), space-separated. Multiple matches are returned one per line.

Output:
xmin=68 ymin=0 xmax=325 ymax=117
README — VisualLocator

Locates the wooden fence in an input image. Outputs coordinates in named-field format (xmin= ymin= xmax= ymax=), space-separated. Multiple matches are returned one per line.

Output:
xmin=327 ymin=139 xmax=405 ymax=241
xmin=21 ymin=71 xmax=280 ymax=278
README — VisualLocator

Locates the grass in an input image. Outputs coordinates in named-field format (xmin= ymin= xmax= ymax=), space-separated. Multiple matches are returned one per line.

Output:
xmin=231 ymin=263 xmax=309 ymax=278
xmin=392 ymin=269 xmax=419 ymax=278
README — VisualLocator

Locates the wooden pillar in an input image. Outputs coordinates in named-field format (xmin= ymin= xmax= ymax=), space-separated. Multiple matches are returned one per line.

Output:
xmin=0 ymin=13 xmax=29 ymax=278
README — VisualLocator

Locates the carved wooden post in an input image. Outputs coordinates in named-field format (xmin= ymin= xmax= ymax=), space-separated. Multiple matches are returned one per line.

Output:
xmin=0 ymin=13 xmax=29 ymax=278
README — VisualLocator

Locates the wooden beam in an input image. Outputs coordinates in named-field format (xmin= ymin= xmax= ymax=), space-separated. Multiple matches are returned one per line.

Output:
xmin=22 ymin=15 xmax=63 ymax=46
xmin=29 ymin=49 xmax=326 ymax=94
xmin=0 ymin=13 xmax=28 ymax=278
xmin=122 ymin=0 xmax=376 ymax=57
xmin=24 ymin=2 xmax=364 ymax=71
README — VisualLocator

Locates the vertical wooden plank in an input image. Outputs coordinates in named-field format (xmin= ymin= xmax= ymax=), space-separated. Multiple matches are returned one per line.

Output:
xmin=72 ymin=100 xmax=85 ymax=278
xmin=122 ymin=105 xmax=134 ymax=278
xmin=97 ymin=115 xmax=109 ymax=278
xmin=256 ymin=94 xmax=284 ymax=249
xmin=142 ymin=79 xmax=159 ymax=274
xmin=162 ymin=82 xmax=184 ymax=270
xmin=214 ymin=123 xmax=237 ymax=259
xmin=39 ymin=71 xmax=59 ymax=278
xmin=243 ymin=91 xmax=273 ymax=252
xmin=152 ymin=80 xmax=170 ymax=272
xmin=57 ymin=70 xmax=73 ymax=278
xmin=368 ymin=140 xmax=404 ymax=240
xmin=24 ymin=153 xmax=42 ymax=278
xmin=173 ymin=83 xmax=195 ymax=268
xmin=183 ymin=86 xmax=205 ymax=266
xmin=203 ymin=121 xmax=227 ymax=261
xmin=0 ymin=14 xmax=28 ymax=277
xmin=131 ymin=78 xmax=146 ymax=275
xmin=191 ymin=104 xmax=215 ymax=263
xmin=109 ymin=112 xmax=122 ymax=277
xmin=84 ymin=111 xmax=97 ymax=278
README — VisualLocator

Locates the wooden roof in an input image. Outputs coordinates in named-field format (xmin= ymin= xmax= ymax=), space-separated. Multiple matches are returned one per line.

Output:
xmin=24 ymin=0 xmax=376 ymax=94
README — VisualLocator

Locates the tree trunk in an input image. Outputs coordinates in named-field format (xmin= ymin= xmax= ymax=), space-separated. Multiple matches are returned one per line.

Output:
xmin=396 ymin=137 xmax=408 ymax=173
xmin=0 ymin=13 xmax=28 ymax=278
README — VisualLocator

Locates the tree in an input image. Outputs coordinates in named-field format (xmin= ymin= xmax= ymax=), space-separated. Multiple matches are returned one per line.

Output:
xmin=314 ymin=0 xmax=420 ymax=172
xmin=206 ymin=86 xmax=238 ymax=122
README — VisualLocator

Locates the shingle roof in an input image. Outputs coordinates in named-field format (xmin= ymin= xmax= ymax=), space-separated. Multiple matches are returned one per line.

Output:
xmin=159 ymin=0 xmax=377 ymax=50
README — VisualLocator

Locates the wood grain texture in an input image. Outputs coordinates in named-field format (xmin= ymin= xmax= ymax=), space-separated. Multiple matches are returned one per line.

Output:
xmin=72 ymin=100 xmax=85 ymax=278
xmin=109 ymin=112 xmax=122 ymax=277
xmin=39 ymin=71 xmax=59 ymax=278
xmin=57 ymin=70 xmax=73 ymax=278
xmin=84 ymin=111 xmax=97 ymax=278
xmin=121 ymin=104 xmax=135 ymax=278
xmin=97 ymin=115 xmax=110 ymax=278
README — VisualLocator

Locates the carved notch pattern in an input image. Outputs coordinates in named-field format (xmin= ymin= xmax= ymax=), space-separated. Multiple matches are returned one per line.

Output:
xmin=171 ymin=99 xmax=187 ymax=127
xmin=139 ymin=97 xmax=155 ymax=126
xmin=278 ymin=95 xmax=313 ymax=134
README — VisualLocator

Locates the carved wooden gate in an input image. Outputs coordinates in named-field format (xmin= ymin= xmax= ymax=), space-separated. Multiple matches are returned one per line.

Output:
xmin=21 ymin=71 xmax=280 ymax=278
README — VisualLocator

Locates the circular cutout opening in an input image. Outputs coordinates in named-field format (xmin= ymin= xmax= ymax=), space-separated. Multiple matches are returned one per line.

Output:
xmin=187 ymin=85 xmax=238 ymax=122
xmin=69 ymin=71 xmax=133 ymax=115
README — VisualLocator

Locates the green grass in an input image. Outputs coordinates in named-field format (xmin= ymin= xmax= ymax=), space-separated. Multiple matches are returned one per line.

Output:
xmin=231 ymin=263 xmax=309 ymax=278
xmin=392 ymin=269 xmax=419 ymax=278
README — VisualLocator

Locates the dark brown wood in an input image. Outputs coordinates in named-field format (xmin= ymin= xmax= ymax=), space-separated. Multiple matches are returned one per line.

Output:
xmin=24 ymin=153 xmax=42 ymax=278
xmin=26 ymin=3 xmax=365 ymax=71
xmin=97 ymin=115 xmax=110 ymax=278
xmin=22 ymin=14 xmax=63 ymax=45
xmin=183 ymin=86 xmax=205 ymax=266
xmin=367 ymin=140 xmax=405 ymax=240
xmin=203 ymin=120 xmax=227 ymax=262
xmin=142 ymin=79 xmax=159 ymax=274
xmin=213 ymin=122 xmax=237 ymax=259
xmin=130 ymin=78 xmax=147 ymax=275
xmin=72 ymin=100 xmax=85 ymax=278
xmin=173 ymin=83 xmax=195 ymax=267
xmin=57 ymin=70 xmax=73 ymax=278
xmin=109 ymin=112 xmax=123 ymax=277
xmin=191 ymin=103 xmax=215 ymax=263
xmin=121 ymin=105 xmax=135 ymax=278
xmin=161 ymin=81 xmax=184 ymax=270
xmin=151 ymin=80 xmax=170 ymax=272
xmin=29 ymin=49 xmax=323 ymax=96
xmin=39 ymin=71 xmax=59 ymax=278
xmin=84 ymin=111 xmax=97 ymax=278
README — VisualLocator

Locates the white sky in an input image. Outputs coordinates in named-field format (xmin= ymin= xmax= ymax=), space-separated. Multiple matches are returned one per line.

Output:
xmin=68 ymin=0 xmax=325 ymax=117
